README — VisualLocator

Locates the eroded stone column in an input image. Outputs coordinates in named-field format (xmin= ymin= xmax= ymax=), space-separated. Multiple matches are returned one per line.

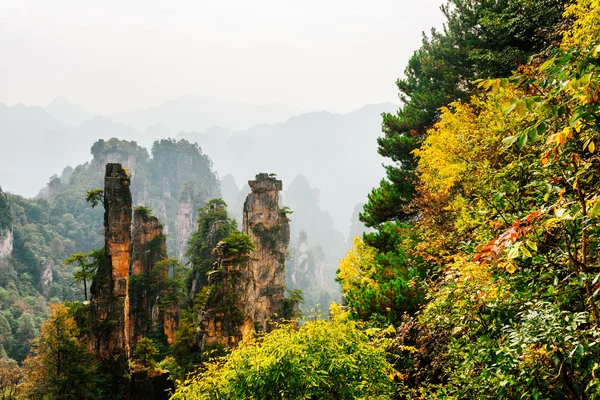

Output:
xmin=243 ymin=173 xmax=290 ymax=332
xmin=89 ymin=163 xmax=132 ymax=388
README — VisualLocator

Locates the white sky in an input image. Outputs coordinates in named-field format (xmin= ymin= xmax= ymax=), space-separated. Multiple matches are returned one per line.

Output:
xmin=0 ymin=0 xmax=446 ymax=113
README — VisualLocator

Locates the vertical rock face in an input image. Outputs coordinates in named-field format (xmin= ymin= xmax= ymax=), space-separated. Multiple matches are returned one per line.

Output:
xmin=99 ymin=152 xmax=138 ymax=179
xmin=0 ymin=228 xmax=12 ymax=260
xmin=196 ymin=241 xmax=255 ymax=351
xmin=89 ymin=163 xmax=132 ymax=382
xmin=175 ymin=195 xmax=193 ymax=262
xmin=130 ymin=208 xmax=167 ymax=346
xmin=287 ymin=230 xmax=309 ymax=286
xmin=243 ymin=173 xmax=290 ymax=332
xmin=0 ymin=187 xmax=12 ymax=259
xmin=39 ymin=259 xmax=53 ymax=298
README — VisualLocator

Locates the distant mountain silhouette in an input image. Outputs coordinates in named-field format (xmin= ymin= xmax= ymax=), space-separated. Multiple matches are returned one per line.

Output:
xmin=108 ymin=95 xmax=306 ymax=133
xmin=0 ymin=99 xmax=398 ymax=235
xmin=0 ymin=103 xmax=141 ymax=196
xmin=45 ymin=96 xmax=92 ymax=126
xmin=212 ymin=102 xmax=399 ymax=233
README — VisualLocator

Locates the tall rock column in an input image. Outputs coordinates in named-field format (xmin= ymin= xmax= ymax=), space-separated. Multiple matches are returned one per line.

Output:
xmin=175 ymin=193 xmax=193 ymax=262
xmin=130 ymin=207 xmax=167 ymax=347
xmin=243 ymin=173 xmax=290 ymax=332
xmin=0 ymin=186 xmax=13 ymax=259
xmin=89 ymin=163 xmax=132 ymax=387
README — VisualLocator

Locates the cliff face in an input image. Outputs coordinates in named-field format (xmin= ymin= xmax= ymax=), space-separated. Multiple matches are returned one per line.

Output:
xmin=243 ymin=173 xmax=290 ymax=332
xmin=130 ymin=208 xmax=167 ymax=346
xmin=288 ymin=230 xmax=309 ymax=286
xmin=0 ymin=187 xmax=12 ymax=259
xmin=89 ymin=163 xmax=132 ymax=386
xmin=175 ymin=194 xmax=193 ymax=262
xmin=39 ymin=259 xmax=53 ymax=298
xmin=0 ymin=228 xmax=12 ymax=259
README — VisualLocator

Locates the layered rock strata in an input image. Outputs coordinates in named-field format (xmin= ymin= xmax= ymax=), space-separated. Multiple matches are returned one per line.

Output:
xmin=89 ymin=163 xmax=132 ymax=388
xmin=243 ymin=173 xmax=290 ymax=332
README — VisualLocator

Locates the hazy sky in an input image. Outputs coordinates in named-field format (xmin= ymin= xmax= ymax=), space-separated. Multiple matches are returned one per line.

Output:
xmin=0 ymin=0 xmax=446 ymax=113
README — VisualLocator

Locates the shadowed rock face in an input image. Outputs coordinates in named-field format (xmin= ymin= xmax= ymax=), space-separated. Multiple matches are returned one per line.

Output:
xmin=130 ymin=208 xmax=167 ymax=346
xmin=243 ymin=173 xmax=290 ymax=333
xmin=89 ymin=163 xmax=132 ymax=391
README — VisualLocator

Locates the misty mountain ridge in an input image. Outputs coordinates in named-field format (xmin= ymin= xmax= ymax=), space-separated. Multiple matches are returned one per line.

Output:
xmin=45 ymin=95 xmax=92 ymax=127
xmin=108 ymin=94 xmax=310 ymax=134
xmin=0 ymin=98 xmax=397 ymax=235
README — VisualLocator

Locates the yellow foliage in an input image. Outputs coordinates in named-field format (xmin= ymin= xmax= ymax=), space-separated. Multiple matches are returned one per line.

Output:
xmin=563 ymin=0 xmax=600 ymax=53
xmin=329 ymin=301 xmax=349 ymax=322
xmin=337 ymin=236 xmax=378 ymax=293
xmin=421 ymin=256 xmax=510 ymax=328
xmin=413 ymin=103 xmax=476 ymax=195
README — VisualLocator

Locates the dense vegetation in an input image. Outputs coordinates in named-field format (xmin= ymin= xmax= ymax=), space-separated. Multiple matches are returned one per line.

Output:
xmin=185 ymin=199 xmax=238 ymax=292
xmin=172 ymin=305 xmax=396 ymax=400
xmin=336 ymin=0 xmax=600 ymax=397
xmin=0 ymin=138 xmax=219 ymax=367
xmin=4 ymin=0 xmax=600 ymax=398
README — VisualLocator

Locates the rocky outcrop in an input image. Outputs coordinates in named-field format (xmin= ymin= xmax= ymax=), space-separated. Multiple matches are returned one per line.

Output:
xmin=0 ymin=229 xmax=12 ymax=260
xmin=175 ymin=194 xmax=193 ymax=262
xmin=39 ymin=259 xmax=53 ymax=298
xmin=288 ymin=230 xmax=309 ymax=286
xmin=98 ymin=152 xmax=138 ymax=178
xmin=130 ymin=208 xmax=167 ymax=347
xmin=243 ymin=173 xmax=290 ymax=332
xmin=89 ymin=163 xmax=132 ymax=391
xmin=0 ymin=187 xmax=12 ymax=259
xmin=195 ymin=173 xmax=292 ymax=353
xmin=154 ymin=202 xmax=169 ymax=235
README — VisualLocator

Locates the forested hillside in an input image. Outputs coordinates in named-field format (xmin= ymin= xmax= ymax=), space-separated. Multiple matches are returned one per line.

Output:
xmin=0 ymin=138 xmax=220 ymax=364
xmin=2 ymin=0 xmax=600 ymax=399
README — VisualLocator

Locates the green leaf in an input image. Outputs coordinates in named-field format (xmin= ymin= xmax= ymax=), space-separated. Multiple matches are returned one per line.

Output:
xmin=590 ymin=200 xmax=600 ymax=217
xmin=526 ymin=240 xmax=538 ymax=252
xmin=517 ymin=133 xmax=528 ymax=149
xmin=569 ymin=111 xmax=583 ymax=127
xmin=537 ymin=122 xmax=546 ymax=135
xmin=525 ymin=98 xmax=536 ymax=111
xmin=502 ymin=101 xmax=517 ymax=114
xmin=527 ymin=128 xmax=538 ymax=142
xmin=540 ymin=58 xmax=554 ymax=71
